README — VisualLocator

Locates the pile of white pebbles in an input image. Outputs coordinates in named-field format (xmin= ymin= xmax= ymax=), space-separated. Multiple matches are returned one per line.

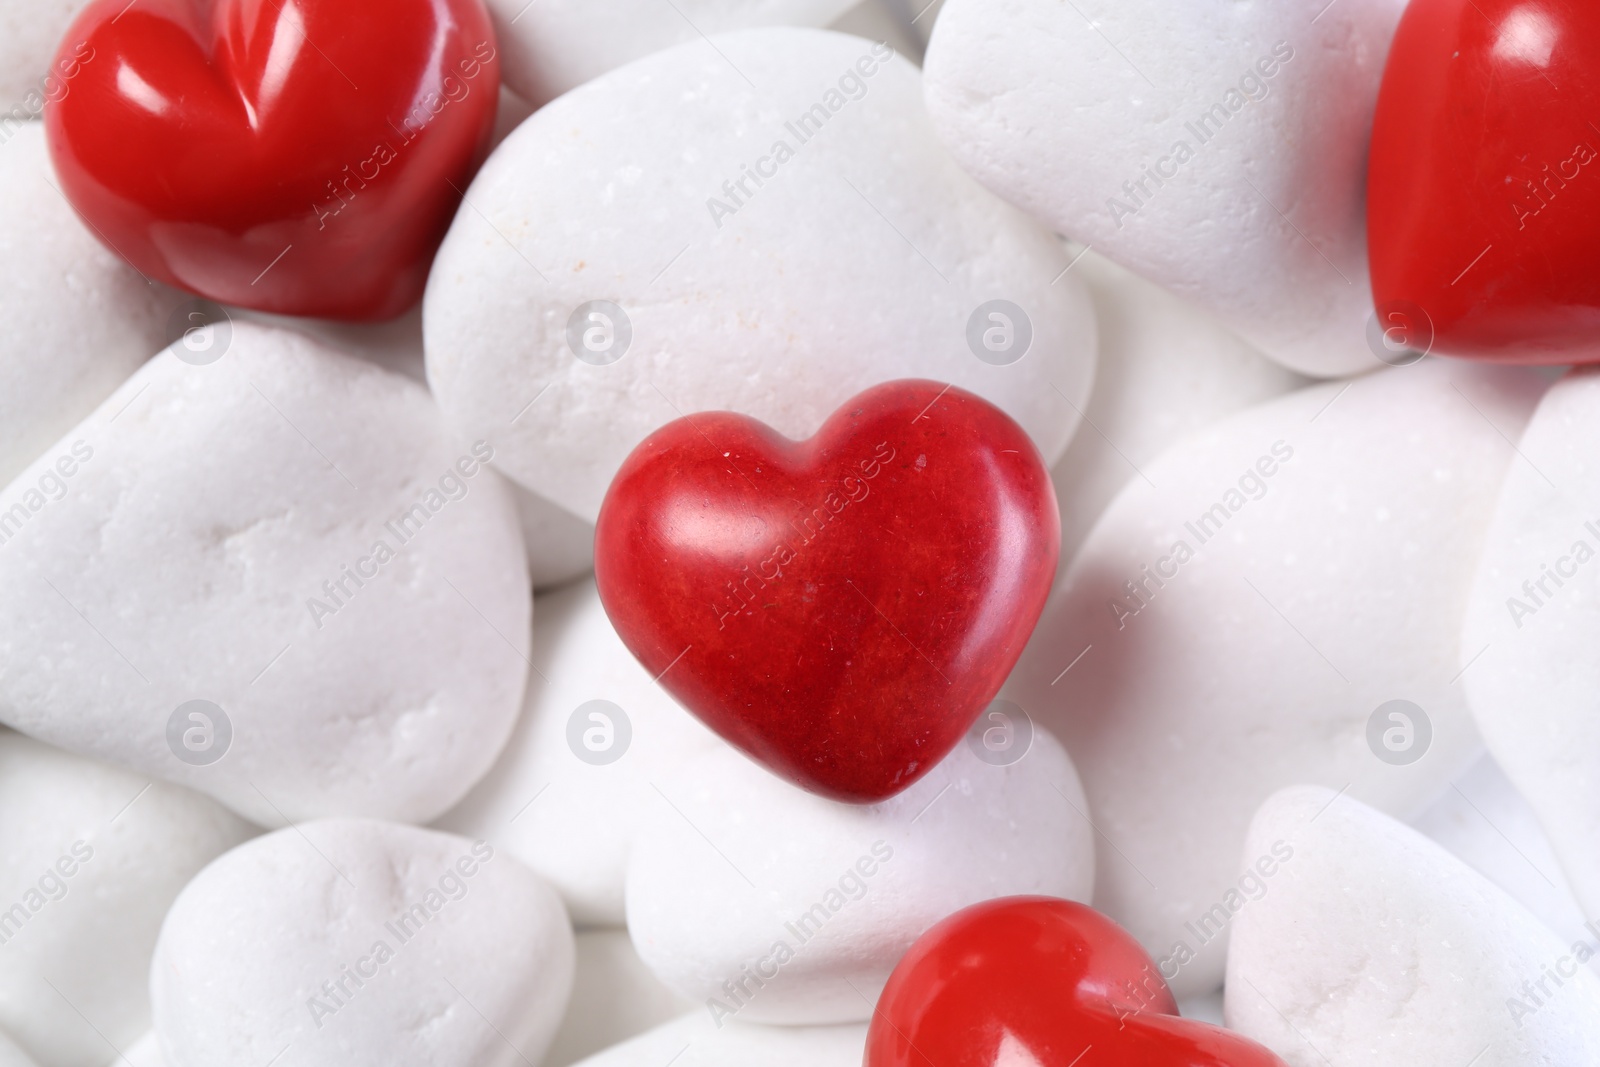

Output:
xmin=2 ymin=0 xmax=1599 ymax=1065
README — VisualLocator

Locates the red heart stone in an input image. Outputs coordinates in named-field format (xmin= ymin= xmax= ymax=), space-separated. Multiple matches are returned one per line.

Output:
xmin=593 ymin=380 xmax=1059 ymax=803
xmin=867 ymin=897 xmax=1290 ymax=1067
xmin=1368 ymin=0 xmax=1600 ymax=362
xmin=43 ymin=0 xmax=499 ymax=320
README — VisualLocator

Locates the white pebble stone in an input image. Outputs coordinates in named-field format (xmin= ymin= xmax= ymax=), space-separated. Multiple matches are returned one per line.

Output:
xmin=923 ymin=0 xmax=1405 ymax=377
xmin=484 ymin=0 xmax=858 ymax=105
xmin=0 ymin=729 xmax=254 ymax=1067
xmin=1226 ymin=786 xmax=1600 ymax=1065
xmin=0 ymin=321 xmax=530 ymax=826
xmin=436 ymin=578 xmax=723 ymax=926
xmin=1052 ymin=247 xmax=1307 ymax=562
xmin=625 ymin=726 xmax=1094 ymax=1024
xmin=0 ymin=2 xmax=93 ymax=105
xmin=543 ymin=930 xmax=694 ymax=1067
xmin=569 ymin=1013 xmax=865 ymax=1067
xmin=1005 ymin=359 xmax=1547 ymax=996
xmin=151 ymin=819 xmax=575 ymax=1067
xmin=0 ymin=122 xmax=169 ymax=487
xmin=1463 ymin=368 xmax=1600 ymax=926
xmin=242 ymin=307 xmax=596 ymax=588
xmin=425 ymin=27 xmax=1097 ymax=522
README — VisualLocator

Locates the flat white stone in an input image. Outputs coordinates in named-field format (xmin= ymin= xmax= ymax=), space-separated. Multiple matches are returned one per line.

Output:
xmin=436 ymin=578 xmax=724 ymax=926
xmin=0 ymin=729 xmax=254 ymax=1067
xmin=425 ymin=27 xmax=1097 ymax=521
xmin=0 ymin=122 xmax=169 ymax=487
xmin=1227 ymin=786 xmax=1600 ymax=1065
xmin=923 ymin=0 xmax=1407 ymax=377
xmin=625 ymin=725 xmax=1094 ymax=1023
xmin=1005 ymin=359 xmax=1547 ymax=995
xmin=151 ymin=819 xmax=575 ymax=1067
xmin=0 ymin=322 xmax=530 ymax=826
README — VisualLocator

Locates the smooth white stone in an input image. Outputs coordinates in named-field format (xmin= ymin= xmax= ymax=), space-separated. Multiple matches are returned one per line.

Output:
xmin=425 ymin=27 xmax=1097 ymax=521
xmin=1005 ymin=359 xmax=1547 ymax=995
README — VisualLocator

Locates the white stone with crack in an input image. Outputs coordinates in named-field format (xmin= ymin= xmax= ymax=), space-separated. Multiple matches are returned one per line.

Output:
xmin=0 ymin=729 xmax=255 ymax=1067
xmin=923 ymin=0 xmax=1406 ymax=377
xmin=1227 ymin=786 xmax=1600 ymax=1066
xmin=1004 ymin=359 xmax=1547 ymax=996
xmin=151 ymin=819 xmax=575 ymax=1067
xmin=0 ymin=322 xmax=530 ymax=827
xmin=425 ymin=27 xmax=1097 ymax=522
xmin=625 ymin=726 xmax=1094 ymax=1023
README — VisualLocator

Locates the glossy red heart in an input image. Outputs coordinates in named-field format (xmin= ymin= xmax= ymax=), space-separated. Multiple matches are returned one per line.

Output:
xmin=866 ymin=897 xmax=1290 ymax=1067
xmin=43 ymin=0 xmax=499 ymax=320
xmin=593 ymin=380 xmax=1058 ymax=803
xmin=1368 ymin=0 xmax=1600 ymax=362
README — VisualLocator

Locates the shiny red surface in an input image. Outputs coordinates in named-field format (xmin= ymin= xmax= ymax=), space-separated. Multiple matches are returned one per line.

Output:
xmin=1368 ymin=0 xmax=1600 ymax=362
xmin=44 ymin=0 xmax=499 ymax=320
xmin=866 ymin=898 xmax=1291 ymax=1067
xmin=593 ymin=381 xmax=1059 ymax=803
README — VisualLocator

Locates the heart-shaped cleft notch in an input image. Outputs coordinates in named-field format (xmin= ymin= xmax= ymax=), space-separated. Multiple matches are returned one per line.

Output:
xmin=593 ymin=379 xmax=1060 ymax=804
xmin=1368 ymin=0 xmax=1600 ymax=363
xmin=43 ymin=0 xmax=500 ymax=320
xmin=867 ymin=896 xmax=1291 ymax=1067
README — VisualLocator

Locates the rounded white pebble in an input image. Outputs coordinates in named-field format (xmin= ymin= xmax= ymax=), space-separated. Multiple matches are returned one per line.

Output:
xmin=483 ymin=0 xmax=858 ymax=105
xmin=1226 ymin=786 xmax=1600 ymax=1065
xmin=923 ymin=0 xmax=1405 ymax=377
xmin=1463 ymin=368 xmax=1600 ymax=925
xmin=0 ymin=122 xmax=170 ymax=487
xmin=625 ymin=726 xmax=1094 ymax=1024
xmin=1005 ymin=359 xmax=1547 ymax=996
xmin=0 ymin=729 xmax=254 ymax=1067
xmin=151 ymin=819 xmax=575 ymax=1067
xmin=436 ymin=578 xmax=723 ymax=925
xmin=425 ymin=27 xmax=1097 ymax=522
xmin=543 ymin=930 xmax=693 ymax=1067
xmin=569 ymin=1012 xmax=865 ymax=1067
xmin=0 ymin=321 xmax=530 ymax=826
